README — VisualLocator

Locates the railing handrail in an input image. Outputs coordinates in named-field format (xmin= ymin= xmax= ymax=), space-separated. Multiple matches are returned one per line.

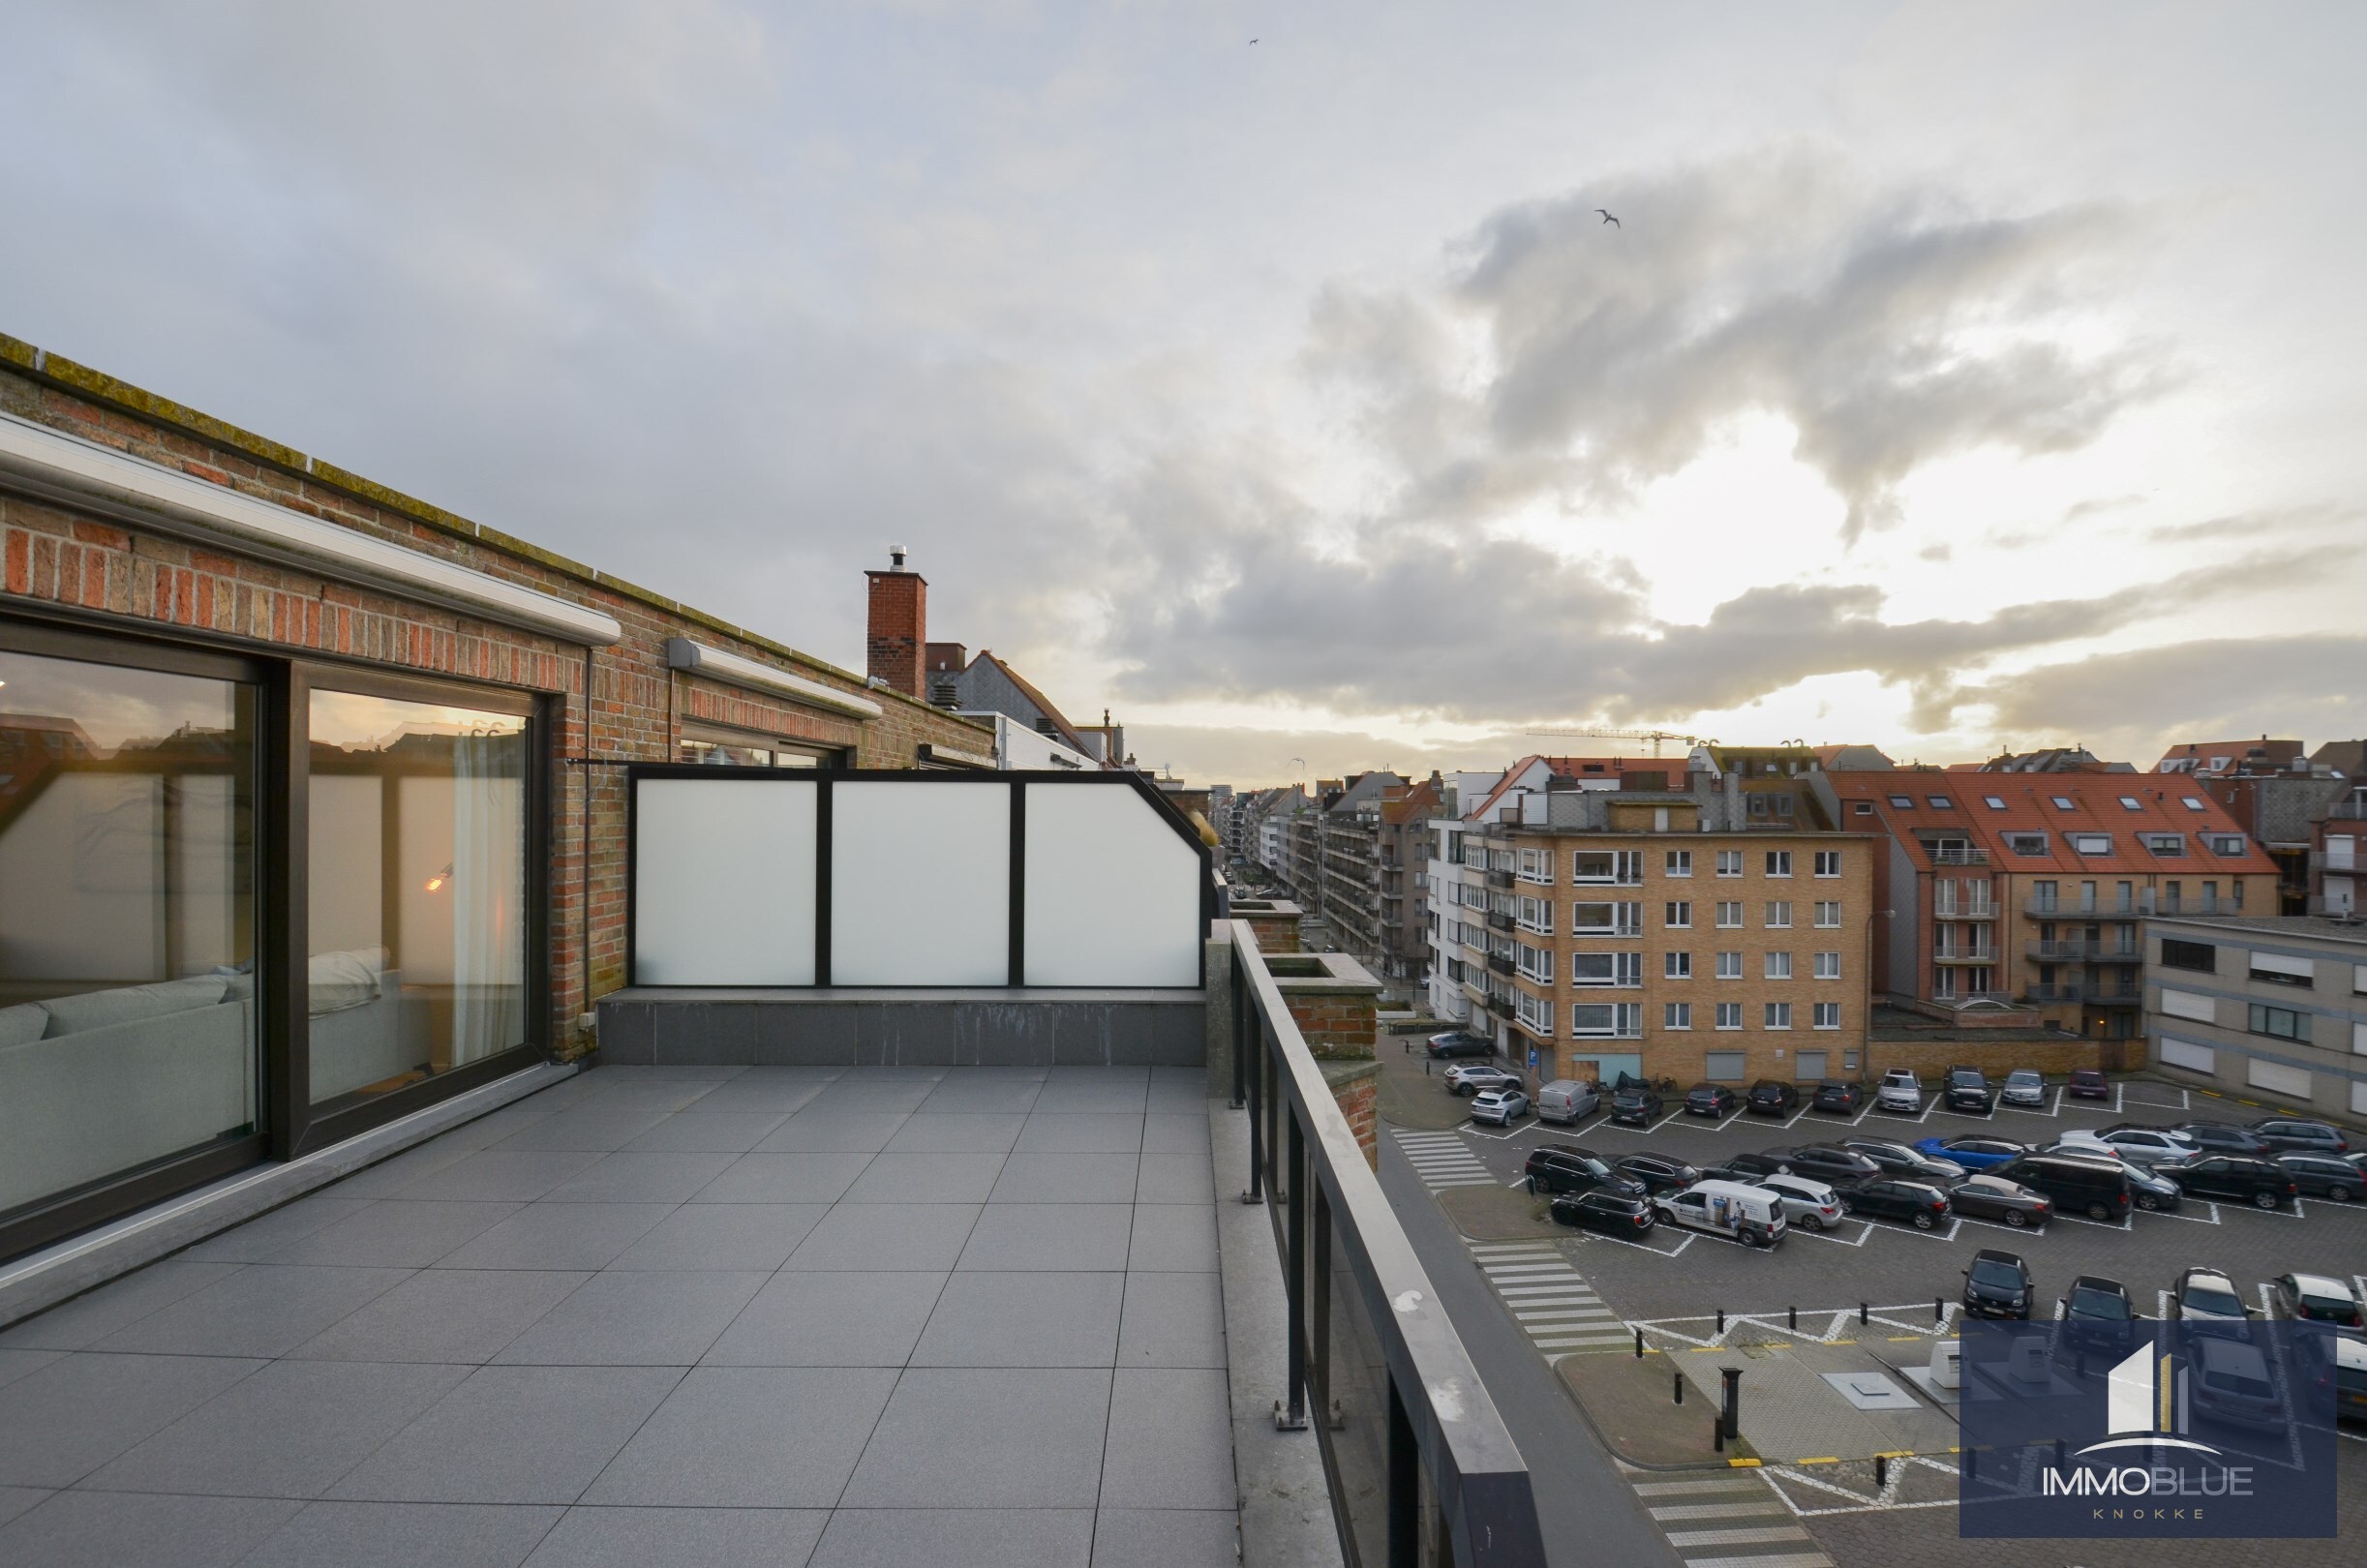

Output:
xmin=1228 ymin=920 xmax=1548 ymax=1567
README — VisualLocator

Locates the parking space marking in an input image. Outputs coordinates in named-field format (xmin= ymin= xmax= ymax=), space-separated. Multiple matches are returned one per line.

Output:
xmin=1792 ymin=1221 xmax=1875 ymax=1248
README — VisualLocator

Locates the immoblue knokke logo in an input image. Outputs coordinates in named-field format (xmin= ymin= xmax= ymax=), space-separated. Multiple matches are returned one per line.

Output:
xmin=2069 ymin=1342 xmax=2218 ymax=1461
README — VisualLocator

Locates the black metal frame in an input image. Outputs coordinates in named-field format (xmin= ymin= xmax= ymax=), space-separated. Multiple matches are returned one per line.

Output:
xmin=0 ymin=605 xmax=554 ymax=1260
xmin=1226 ymin=920 xmax=1547 ymax=1568
xmin=623 ymin=764 xmax=1215 ymax=988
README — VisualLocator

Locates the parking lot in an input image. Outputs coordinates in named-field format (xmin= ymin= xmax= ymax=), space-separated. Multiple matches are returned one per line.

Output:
xmin=1383 ymin=1045 xmax=2367 ymax=1341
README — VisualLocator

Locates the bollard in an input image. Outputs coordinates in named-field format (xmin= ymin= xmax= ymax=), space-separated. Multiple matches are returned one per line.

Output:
xmin=1719 ymin=1366 xmax=1742 ymax=1440
xmin=1966 ymin=1448 xmax=1977 ymax=1480
xmin=1934 ymin=1296 xmax=1944 ymax=1324
xmin=1860 ymin=1302 xmax=1869 ymax=1326
xmin=2054 ymin=1436 xmax=2066 ymax=1468
xmin=1673 ymin=1371 xmax=1684 ymax=1405
xmin=1715 ymin=1308 xmax=1726 ymax=1334
xmin=1634 ymin=1327 xmax=1645 ymax=1359
xmin=1875 ymin=1454 xmax=1889 ymax=1489
xmin=1713 ymin=1415 xmax=1724 ymax=1453
xmin=1788 ymin=1305 xmax=1798 ymax=1331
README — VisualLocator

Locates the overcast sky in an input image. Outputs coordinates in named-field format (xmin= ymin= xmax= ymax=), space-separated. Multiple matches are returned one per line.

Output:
xmin=6 ymin=2 xmax=2363 ymax=785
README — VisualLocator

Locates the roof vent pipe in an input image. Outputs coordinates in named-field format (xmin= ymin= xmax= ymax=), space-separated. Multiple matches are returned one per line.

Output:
xmin=888 ymin=544 xmax=908 ymax=570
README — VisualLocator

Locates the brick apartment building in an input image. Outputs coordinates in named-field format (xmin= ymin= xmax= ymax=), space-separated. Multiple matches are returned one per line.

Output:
xmin=1375 ymin=774 xmax=1443 ymax=990
xmin=1809 ymin=769 xmax=2278 ymax=1048
xmin=0 ymin=332 xmax=992 ymax=1261
xmin=1444 ymin=768 xmax=1875 ymax=1089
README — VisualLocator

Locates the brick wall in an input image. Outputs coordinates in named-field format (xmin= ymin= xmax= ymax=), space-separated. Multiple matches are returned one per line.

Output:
xmin=1283 ymin=992 xmax=1379 ymax=1060
xmin=1326 ymin=1065 xmax=1381 ymax=1171
xmin=1242 ymin=911 xmax=1300 ymax=953
xmin=0 ymin=343 xmax=994 ymax=1051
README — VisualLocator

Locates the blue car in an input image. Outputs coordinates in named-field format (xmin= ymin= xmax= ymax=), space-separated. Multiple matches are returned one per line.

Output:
xmin=1914 ymin=1134 xmax=2026 ymax=1171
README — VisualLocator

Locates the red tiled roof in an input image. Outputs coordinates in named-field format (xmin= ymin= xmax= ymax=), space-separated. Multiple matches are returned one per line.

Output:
xmin=2152 ymin=739 xmax=2302 ymax=773
xmin=1823 ymin=770 xmax=2278 ymax=877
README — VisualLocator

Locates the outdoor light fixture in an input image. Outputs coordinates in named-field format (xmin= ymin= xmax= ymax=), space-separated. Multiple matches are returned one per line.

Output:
xmin=424 ymin=861 xmax=454 ymax=893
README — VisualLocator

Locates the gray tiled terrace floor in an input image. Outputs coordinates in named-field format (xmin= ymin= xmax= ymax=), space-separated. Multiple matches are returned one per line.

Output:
xmin=0 ymin=1066 xmax=1238 ymax=1568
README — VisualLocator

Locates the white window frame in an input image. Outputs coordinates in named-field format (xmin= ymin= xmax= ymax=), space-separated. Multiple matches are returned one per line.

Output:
xmin=1664 ymin=950 xmax=1692 ymax=980
xmin=1517 ymin=943 xmax=1554 ymax=982
xmin=1665 ymin=900 xmax=1692 ymax=929
xmin=1765 ymin=951 xmax=1793 ymax=980
xmin=1764 ymin=900 xmax=1793 ymax=929
xmin=1715 ymin=1002 xmax=1743 ymax=1031
xmin=1813 ymin=849 xmax=1842 ymax=878
xmin=1715 ymin=900 xmax=1743 ymax=928
xmin=2069 ymin=832 xmax=2110 ymax=856
xmin=1812 ymin=1001 xmax=1840 ymax=1030
xmin=1764 ymin=1002 xmax=1793 ymax=1030
xmin=1813 ymin=951 xmax=1840 ymax=980
xmin=1715 ymin=950 xmax=1743 ymax=980
xmin=1665 ymin=849 xmax=1692 ymax=878
xmin=1715 ymin=850 xmax=1743 ymax=878
xmin=1765 ymin=850 xmax=1793 ymax=878
xmin=1814 ymin=900 xmax=1842 ymax=928
xmin=1665 ymin=1001 xmax=1693 ymax=1030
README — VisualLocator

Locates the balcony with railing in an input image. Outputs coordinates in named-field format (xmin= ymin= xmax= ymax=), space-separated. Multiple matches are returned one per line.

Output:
xmin=1487 ymin=910 xmax=1516 ymax=932
xmin=1931 ymin=896 xmax=1999 ymax=920
xmin=2020 ymin=980 xmax=2143 ymax=1005
xmin=2027 ymin=940 xmax=2143 ymax=963
xmin=1484 ymin=867 xmax=1515 ymax=890
xmin=1925 ymin=845 xmax=1989 ymax=865
xmin=1930 ymin=948 xmax=2000 ymax=965
xmin=2023 ymin=890 xmax=2237 ymax=919
xmin=1487 ymin=952 xmax=1517 ymax=978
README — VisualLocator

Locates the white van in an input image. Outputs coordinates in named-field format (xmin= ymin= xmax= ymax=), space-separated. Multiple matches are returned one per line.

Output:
xmin=1876 ymin=1069 xmax=1923 ymax=1113
xmin=1653 ymin=1179 xmax=1787 ymax=1248
xmin=1535 ymin=1080 xmax=1600 ymax=1126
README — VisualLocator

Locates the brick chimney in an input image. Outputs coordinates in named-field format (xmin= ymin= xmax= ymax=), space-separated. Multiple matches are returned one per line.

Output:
xmin=865 ymin=545 xmax=926 ymax=698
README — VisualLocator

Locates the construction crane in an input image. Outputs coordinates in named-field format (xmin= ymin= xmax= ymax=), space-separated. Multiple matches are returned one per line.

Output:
xmin=1523 ymin=727 xmax=1711 ymax=759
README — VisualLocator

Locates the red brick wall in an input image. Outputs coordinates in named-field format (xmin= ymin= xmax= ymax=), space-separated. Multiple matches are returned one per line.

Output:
xmin=0 ymin=348 xmax=993 ymax=1051
xmin=1330 ymin=1072 xmax=1380 ymax=1170
xmin=1243 ymin=912 xmax=1301 ymax=953
xmin=865 ymin=568 xmax=926 ymax=699
xmin=1283 ymin=993 xmax=1377 ymax=1060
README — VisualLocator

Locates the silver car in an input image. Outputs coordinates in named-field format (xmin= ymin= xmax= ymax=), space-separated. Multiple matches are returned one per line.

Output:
xmin=1445 ymin=1063 xmax=1521 ymax=1097
xmin=1470 ymin=1088 xmax=1531 ymax=1126
xmin=2000 ymin=1069 xmax=2048 ymax=1107
xmin=1747 ymin=1171 xmax=1845 ymax=1232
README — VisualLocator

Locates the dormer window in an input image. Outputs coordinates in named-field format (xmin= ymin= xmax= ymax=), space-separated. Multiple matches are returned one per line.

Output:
xmin=2069 ymin=832 xmax=2110 ymax=855
xmin=2206 ymin=833 xmax=2246 ymax=856
xmin=2141 ymin=832 xmax=2185 ymax=856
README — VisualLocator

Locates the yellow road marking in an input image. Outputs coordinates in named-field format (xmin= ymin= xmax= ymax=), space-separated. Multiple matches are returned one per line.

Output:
xmin=1727 ymin=1457 xmax=1762 ymax=1467
xmin=1798 ymin=1456 xmax=1839 ymax=1464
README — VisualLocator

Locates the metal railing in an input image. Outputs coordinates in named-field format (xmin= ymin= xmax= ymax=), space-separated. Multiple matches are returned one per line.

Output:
xmin=2023 ymin=892 xmax=2238 ymax=919
xmin=1932 ymin=900 xmax=1999 ymax=920
xmin=2026 ymin=941 xmax=2143 ymax=962
xmin=1225 ymin=922 xmax=1549 ymax=1567
xmin=2020 ymin=982 xmax=2142 ymax=1004
xmin=1483 ymin=868 xmax=1515 ymax=890
xmin=1927 ymin=846 xmax=1989 ymax=865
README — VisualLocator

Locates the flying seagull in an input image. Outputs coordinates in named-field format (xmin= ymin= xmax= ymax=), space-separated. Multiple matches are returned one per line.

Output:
xmin=1596 ymin=209 xmax=1620 ymax=226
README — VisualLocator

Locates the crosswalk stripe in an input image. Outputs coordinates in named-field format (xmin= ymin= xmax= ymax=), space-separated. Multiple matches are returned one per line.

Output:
xmin=1631 ymin=1479 xmax=1763 ymax=1496
xmin=1665 ymin=1526 xmax=1812 ymax=1548
xmin=1470 ymin=1242 xmax=1559 ymax=1254
xmin=1484 ymin=1263 xmax=1578 ymax=1275
xmin=1649 ymin=1502 xmax=1788 ymax=1522
xmin=1680 ymin=1554 xmax=1831 ymax=1568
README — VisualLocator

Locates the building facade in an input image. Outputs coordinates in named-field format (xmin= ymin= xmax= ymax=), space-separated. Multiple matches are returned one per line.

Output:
xmin=2143 ymin=913 xmax=2367 ymax=1125
xmin=0 ymin=334 xmax=992 ymax=1262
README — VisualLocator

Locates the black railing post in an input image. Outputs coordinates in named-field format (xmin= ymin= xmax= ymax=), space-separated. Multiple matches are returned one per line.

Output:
xmin=1387 ymin=1378 xmax=1418 ymax=1568
xmin=1229 ymin=947 xmax=1248 ymax=1109
xmin=1281 ymin=1111 xmax=1310 ymax=1431
xmin=1243 ymin=1019 xmax=1265 ymax=1205
xmin=1313 ymin=1183 xmax=1333 ymax=1427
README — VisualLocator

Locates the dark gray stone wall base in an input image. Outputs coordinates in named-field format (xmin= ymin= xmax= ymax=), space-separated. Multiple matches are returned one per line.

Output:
xmin=596 ymin=988 xmax=1207 ymax=1069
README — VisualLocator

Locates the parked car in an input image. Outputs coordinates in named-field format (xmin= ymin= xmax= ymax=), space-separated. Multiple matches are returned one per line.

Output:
xmin=1523 ymin=1146 xmax=1640 ymax=1198
xmin=1470 ymin=1088 xmax=1530 ymax=1126
xmin=1750 ymin=1171 xmax=1845 ymax=1232
xmin=2248 ymin=1117 xmax=2350 ymax=1155
xmin=2116 ymin=1160 xmax=2186 ymax=1213
xmin=1875 ymin=1069 xmax=1922 ymax=1113
xmin=1914 ymin=1134 xmax=2025 ymax=1171
xmin=1653 ymin=1179 xmax=1787 ymax=1247
xmin=2058 ymin=1126 xmax=2197 ymax=1167
xmin=1947 ymin=1174 xmax=2052 ymax=1227
xmin=1613 ymin=1152 xmax=1703 ymax=1196
xmin=1775 ymin=1144 xmax=1883 ymax=1186
xmin=1551 ymin=1188 xmax=1657 ymax=1237
xmin=1842 ymin=1137 xmax=1966 ymax=1184
xmin=1684 ymin=1083 xmax=1741 ymax=1119
xmin=2155 ymin=1154 xmax=2296 ymax=1210
xmin=1811 ymin=1080 xmax=1865 ymax=1115
xmin=2173 ymin=1121 xmax=2275 ymax=1158
xmin=2058 ymin=1275 xmax=2137 ymax=1363
xmin=1534 ymin=1080 xmax=1601 ymax=1125
xmin=1699 ymin=1150 xmax=1789 ymax=1183
xmin=1745 ymin=1079 xmax=1800 ymax=1117
xmin=1995 ymin=1152 xmax=2133 ymax=1223
xmin=1839 ymin=1177 xmax=1952 ymax=1229
xmin=1608 ymin=1083 xmax=1666 ymax=1127
xmin=2067 ymin=1068 xmax=2110 ymax=1101
xmin=2000 ymin=1069 xmax=2048 ymax=1108
xmin=2189 ymin=1336 xmax=2287 ymax=1432
xmin=2270 ymin=1273 xmax=2364 ymax=1329
xmin=1943 ymin=1066 xmax=1996 ymax=1115
xmin=2293 ymin=1331 xmax=2367 ymax=1425
xmin=1445 ymin=1063 xmax=1523 ymax=1097
xmin=1960 ymin=1249 xmax=2036 ymax=1320
xmin=2172 ymin=1266 xmax=2255 ymax=1332
xmin=1426 ymin=1030 xmax=1496 ymax=1059
xmin=2278 ymin=1152 xmax=2367 ymax=1202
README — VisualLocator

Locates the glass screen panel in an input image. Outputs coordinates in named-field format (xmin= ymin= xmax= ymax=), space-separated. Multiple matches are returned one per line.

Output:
xmin=0 ymin=648 xmax=258 ymax=1214
xmin=307 ymin=688 xmax=528 ymax=1104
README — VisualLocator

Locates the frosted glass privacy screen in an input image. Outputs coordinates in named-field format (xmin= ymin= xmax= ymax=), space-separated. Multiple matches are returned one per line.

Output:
xmin=1022 ymin=782 xmax=1201 ymax=985
xmin=831 ymin=779 xmax=1010 ymax=984
xmin=633 ymin=777 xmax=817 ymax=983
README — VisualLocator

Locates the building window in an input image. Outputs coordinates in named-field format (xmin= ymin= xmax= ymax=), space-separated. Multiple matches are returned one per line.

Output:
xmin=2003 ymin=832 xmax=2047 ymax=856
xmin=2050 ymin=796 xmax=2075 ymax=810
xmin=1764 ymin=900 xmax=1793 ymax=928
xmin=1664 ymin=1001 xmax=1692 ymax=1030
xmin=1765 ymin=951 xmax=1793 ymax=980
xmin=1715 ymin=850 xmax=1743 ymax=878
xmin=1570 ymin=1002 xmax=1641 ymax=1038
xmin=2206 ymin=833 xmax=2245 ymax=856
xmin=1665 ymin=849 xmax=1692 ymax=877
xmin=1813 ymin=850 xmax=1841 ymax=877
xmin=1715 ymin=1003 xmax=1743 ymax=1030
xmin=1703 ymin=1050 xmax=1746 ymax=1081
xmin=1665 ymin=900 xmax=1692 ymax=928
xmin=679 ymin=725 xmax=837 ymax=768
xmin=1571 ymin=951 xmax=1642 ymax=987
xmin=1853 ymin=801 xmax=1874 ymax=816
xmin=1517 ymin=895 xmax=1553 ymax=934
xmin=1814 ymin=900 xmax=1842 ymax=928
xmin=1572 ymin=850 xmax=1644 ymax=885
xmin=1665 ymin=950 xmax=1692 ymax=980
xmin=1765 ymin=850 xmax=1793 ymax=877
xmin=1888 ymin=795 xmax=1912 ymax=808
xmin=2180 ymin=797 xmax=2207 ymax=812
xmin=1814 ymin=951 xmax=1840 ymax=980
xmin=2118 ymin=796 xmax=2142 ymax=810
xmin=2247 ymin=951 xmax=2315 ymax=987
xmin=2069 ymin=833 xmax=2110 ymax=855
xmin=1569 ymin=901 xmax=1642 ymax=936
xmin=1764 ymin=1002 xmax=1793 ymax=1030
xmin=1813 ymin=1002 xmax=1840 ymax=1030
xmin=1927 ymin=796 xmax=1953 ymax=809
xmin=1715 ymin=951 xmax=1743 ymax=980
xmin=2159 ymin=938 xmax=2216 ymax=973
xmin=1715 ymin=900 xmax=1744 ymax=928
xmin=1983 ymin=796 xmax=2006 ymax=809
xmin=2141 ymin=832 xmax=2185 ymax=856
xmin=2247 ymin=1004 xmax=2310 ymax=1043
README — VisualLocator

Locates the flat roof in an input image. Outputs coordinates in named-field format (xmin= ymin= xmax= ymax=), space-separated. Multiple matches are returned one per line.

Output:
xmin=2147 ymin=912 xmax=2367 ymax=948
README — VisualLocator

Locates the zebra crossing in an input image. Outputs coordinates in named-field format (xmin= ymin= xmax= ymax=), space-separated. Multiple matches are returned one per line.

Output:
xmin=1392 ymin=1129 xmax=1500 ymax=1190
xmin=1627 ymin=1473 xmax=1831 ymax=1568
xmin=1468 ymin=1240 xmax=1631 ymax=1359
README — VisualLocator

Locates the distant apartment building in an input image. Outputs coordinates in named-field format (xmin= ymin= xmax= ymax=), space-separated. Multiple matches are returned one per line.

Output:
xmin=2152 ymin=737 xmax=2348 ymax=912
xmin=2143 ymin=912 xmax=2367 ymax=1124
xmin=2315 ymin=781 xmax=2367 ymax=917
xmin=1810 ymin=769 xmax=2278 ymax=1049
xmin=1971 ymin=745 xmax=2135 ymax=774
xmin=1469 ymin=772 xmax=1874 ymax=1089
xmin=1375 ymin=775 xmax=1443 ymax=990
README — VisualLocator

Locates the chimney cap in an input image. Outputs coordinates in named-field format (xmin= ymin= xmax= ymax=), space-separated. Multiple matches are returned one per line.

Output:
xmin=888 ymin=544 xmax=909 ymax=570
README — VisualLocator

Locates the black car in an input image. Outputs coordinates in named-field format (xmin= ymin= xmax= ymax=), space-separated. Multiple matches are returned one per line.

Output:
xmin=2155 ymin=1154 xmax=2296 ymax=1210
xmin=1775 ymin=1145 xmax=1883 ymax=1186
xmin=1995 ymin=1153 xmax=2132 ymax=1223
xmin=1842 ymin=1137 xmax=1966 ymax=1183
xmin=2278 ymin=1152 xmax=2366 ymax=1202
xmin=1524 ymin=1146 xmax=1642 ymax=1198
xmin=2249 ymin=1117 xmax=2350 ymax=1155
xmin=1961 ymin=1249 xmax=2035 ymax=1320
xmin=1840 ymin=1177 xmax=1951 ymax=1229
xmin=1612 ymin=1152 xmax=1702 ymax=1195
xmin=2173 ymin=1121 xmax=2275 ymax=1158
xmin=1943 ymin=1066 xmax=1996 ymax=1115
xmin=2119 ymin=1161 xmax=2185 ymax=1213
xmin=1551 ymin=1188 xmax=1658 ymax=1237
xmin=1745 ymin=1080 xmax=1800 ymax=1117
xmin=1425 ymin=1030 xmax=1496 ymax=1060
xmin=1947 ymin=1175 xmax=2051 ymax=1227
xmin=2059 ymin=1275 xmax=2136 ymax=1362
xmin=1609 ymin=1085 xmax=1666 ymax=1127
xmin=1684 ymin=1083 xmax=1741 ymax=1119
xmin=1700 ymin=1151 xmax=1789 ymax=1183
xmin=1811 ymin=1080 xmax=1865 ymax=1114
